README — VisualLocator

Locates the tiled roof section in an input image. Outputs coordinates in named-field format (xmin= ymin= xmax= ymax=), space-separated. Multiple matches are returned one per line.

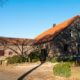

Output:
xmin=35 ymin=15 xmax=80 ymax=44
xmin=0 ymin=37 xmax=35 ymax=45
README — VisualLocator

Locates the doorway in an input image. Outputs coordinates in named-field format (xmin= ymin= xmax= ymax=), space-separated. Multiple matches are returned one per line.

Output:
xmin=40 ymin=49 xmax=47 ymax=62
xmin=78 ymin=44 xmax=80 ymax=57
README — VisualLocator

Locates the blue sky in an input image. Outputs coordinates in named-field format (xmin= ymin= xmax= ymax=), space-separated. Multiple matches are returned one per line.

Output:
xmin=0 ymin=0 xmax=80 ymax=39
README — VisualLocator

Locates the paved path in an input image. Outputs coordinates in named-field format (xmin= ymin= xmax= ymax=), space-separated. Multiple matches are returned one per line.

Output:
xmin=0 ymin=62 xmax=56 ymax=80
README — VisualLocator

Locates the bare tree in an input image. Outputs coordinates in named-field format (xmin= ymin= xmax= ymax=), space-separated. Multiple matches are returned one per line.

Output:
xmin=0 ymin=38 xmax=35 ymax=57
xmin=9 ymin=39 xmax=35 ymax=56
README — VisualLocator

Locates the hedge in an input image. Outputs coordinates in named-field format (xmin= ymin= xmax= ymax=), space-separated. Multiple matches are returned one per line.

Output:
xmin=49 ymin=57 xmax=76 ymax=63
xmin=6 ymin=55 xmax=28 ymax=64
xmin=53 ymin=63 xmax=71 ymax=78
xmin=29 ymin=52 xmax=40 ymax=62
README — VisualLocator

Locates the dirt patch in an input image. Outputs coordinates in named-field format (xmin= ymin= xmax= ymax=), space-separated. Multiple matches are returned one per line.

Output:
xmin=71 ymin=67 xmax=80 ymax=79
xmin=0 ymin=62 xmax=56 ymax=80
xmin=0 ymin=62 xmax=80 ymax=80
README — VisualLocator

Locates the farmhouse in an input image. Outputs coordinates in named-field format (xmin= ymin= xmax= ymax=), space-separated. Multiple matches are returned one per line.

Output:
xmin=35 ymin=15 xmax=80 ymax=60
xmin=0 ymin=15 xmax=80 ymax=60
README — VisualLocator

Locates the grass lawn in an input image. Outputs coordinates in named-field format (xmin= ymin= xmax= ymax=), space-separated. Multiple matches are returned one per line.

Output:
xmin=71 ymin=67 xmax=80 ymax=79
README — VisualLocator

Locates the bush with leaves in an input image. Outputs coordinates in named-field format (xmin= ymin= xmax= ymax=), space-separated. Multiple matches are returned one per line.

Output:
xmin=62 ymin=57 xmax=76 ymax=62
xmin=53 ymin=63 xmax=71 ymax=78
xmin=49 ymin=58 xmax=59 ymax=63
xmin=49 ymin=57 xmax=76 ymax=63
xmin=31 ymin=58 xmax=40 ymax=62
xmin=6 ymin=55 xmax=27 ymax=64
xmin=29 ymin=52 xmax=40 ymax=62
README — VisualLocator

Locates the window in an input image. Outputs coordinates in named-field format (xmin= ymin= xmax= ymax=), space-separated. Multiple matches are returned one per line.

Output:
xmin=78 ymin=31 xmax=80 ymax=38
xmin=0 ymin=50 xmax=4 ymax=56
xmin=9 ymin=51 xmax=13 ymax=55
xmin=78 ymin=29 xmax=80 ymax=38
xmin=71 ymin=31 xmax=74 ymax=37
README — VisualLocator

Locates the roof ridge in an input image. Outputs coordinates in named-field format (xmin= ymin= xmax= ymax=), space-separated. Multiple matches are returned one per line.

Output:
xmin=0 ymin=36 xmax=34 ymax=40
xmin=35 ymin=15 xmax=79 ymax=40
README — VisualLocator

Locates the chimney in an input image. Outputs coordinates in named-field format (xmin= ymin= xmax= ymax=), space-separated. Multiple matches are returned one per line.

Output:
xmin=53 ymin=24 xmax=56 ymax=27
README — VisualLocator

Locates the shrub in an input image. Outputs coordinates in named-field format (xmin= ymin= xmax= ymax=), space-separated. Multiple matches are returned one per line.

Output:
xmin=6 ymin=57 xmax=11 ymax=60
xmin=49 ymin=57 xmax=76 ymax=63
xmin=25 ymin=58 xmax=28 ymax=62
xmin=29 ymin=52 xmax=40 ymax=62
xmin=68 ymin=57 xmax=76 ymax=61
xmin=6 ymin=55 xmax=27 ymax=64
xmin=32 ymin=58 xmax=40 ymax=62
xmin=49 ymin=57 xmax=64 ymax=63
xmin=57 ymin=57 xmax=63 ymax=62
xmin=49 ymin=58 xmax=59 ymax=63
xmin=64 ymin=62 xmax=75 ymax=67
xmin=62 ymin=57 xmax=76 ymax=62
xmin=53 ymin=63 xmax=71 ymax=78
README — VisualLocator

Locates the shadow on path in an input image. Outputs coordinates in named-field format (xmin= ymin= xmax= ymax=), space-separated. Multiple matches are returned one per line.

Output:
xmin=17 ymin=62 xmax=44 ymax=80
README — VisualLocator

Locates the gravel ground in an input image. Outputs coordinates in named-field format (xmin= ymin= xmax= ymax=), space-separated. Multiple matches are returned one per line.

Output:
xmin=0 ymin=62 xmax=56 ymax=80
xmin=0 ymin=62 xmax=79 ymax=80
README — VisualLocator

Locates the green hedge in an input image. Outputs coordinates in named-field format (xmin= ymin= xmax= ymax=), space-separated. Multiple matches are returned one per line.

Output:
xmin=49 ymin=58 xmax=59 ymax=63
xmin=62 ymin=57 xmax=76 ymax=62
xmin=29 ymin=52 xmax=40 ymax=62
xmin=6 ymin=55 xmax=28 ymax=64
xmin=49 ymin=57 xmax=76 ymax=63
xmin=32 ymin=58 xmax=40 ymax=62
xmin=53 ymin=63 xmax=71 ymax=78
